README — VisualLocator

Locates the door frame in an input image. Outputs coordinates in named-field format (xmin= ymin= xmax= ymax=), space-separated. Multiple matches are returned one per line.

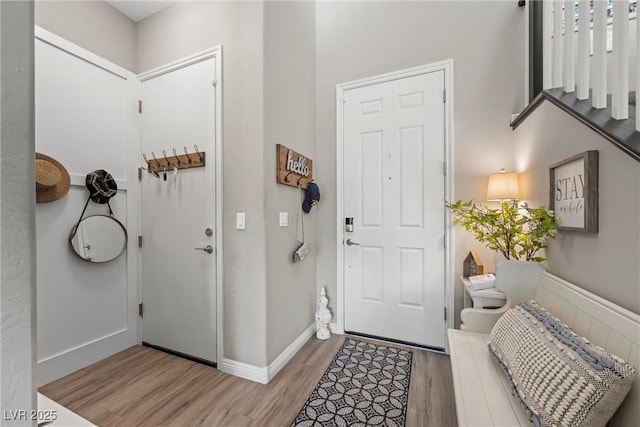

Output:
xmin=137 ymin=47 xmax=224 ymax=364
xmin=335 ymin=60 xmax=455 ymax=353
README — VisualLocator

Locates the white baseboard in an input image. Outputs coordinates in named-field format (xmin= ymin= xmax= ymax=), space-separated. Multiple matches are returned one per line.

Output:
xmin=268 ymin=323 xmax=315 ymax=381
xmin=329 ymin=322 xmax=340 ymax=335
xmin=38 ymin=329 xmax=136 ymax=386
xmin=220 ymin=358 xmax=269 ymax=384
xmin=221 ymin=323 xmax=316 ymax=384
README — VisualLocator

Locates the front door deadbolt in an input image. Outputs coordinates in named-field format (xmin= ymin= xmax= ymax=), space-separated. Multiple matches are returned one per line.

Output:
xmin=345 ymin=217 xmax=354 ymax=232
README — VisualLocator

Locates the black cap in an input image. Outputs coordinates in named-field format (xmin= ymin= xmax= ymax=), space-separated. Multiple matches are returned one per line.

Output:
xmin=302 ymin=182 xmax=320 ymax=213
xmin=86 ymin=169 xmax=118 ymax=204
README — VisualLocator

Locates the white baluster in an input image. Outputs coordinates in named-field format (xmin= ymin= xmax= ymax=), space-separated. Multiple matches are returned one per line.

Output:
xmin=612 ymin=0 xmax=629 ymax=119
xmin=564 ymin=0 xmax=576 ymax=92
xmin=553 ymin=0 xmax=564 ymax=88
xmin=577 ymin=0 xmax=590 ymax=99
xmin=543 ymin=0 xmax=554 ymax=90
xmin=592 ymin=0 xmax=608 ymax=109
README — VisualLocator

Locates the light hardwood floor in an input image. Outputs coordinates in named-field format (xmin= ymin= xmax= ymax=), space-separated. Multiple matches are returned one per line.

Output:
xmin=40 ymin=335 xmax=457 ymax=426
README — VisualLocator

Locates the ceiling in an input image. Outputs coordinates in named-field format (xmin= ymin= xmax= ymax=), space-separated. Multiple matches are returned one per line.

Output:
xmin=106 ymin=1 xmax=179 ymax=22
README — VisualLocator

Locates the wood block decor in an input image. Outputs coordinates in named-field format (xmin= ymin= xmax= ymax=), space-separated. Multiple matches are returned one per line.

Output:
xmin=463 ymin=251 xmax=484 ymax=278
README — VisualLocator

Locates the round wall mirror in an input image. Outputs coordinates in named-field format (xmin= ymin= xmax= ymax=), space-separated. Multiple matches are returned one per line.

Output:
xmin=69 ymin=215 xmax=128 ymax=263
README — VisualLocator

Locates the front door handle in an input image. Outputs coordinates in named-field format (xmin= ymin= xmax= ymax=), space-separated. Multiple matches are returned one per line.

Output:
xmin=195 ymin=245 xmax=214 ymax=254
xmin=346 ymin=239 xmax=360 ymax=246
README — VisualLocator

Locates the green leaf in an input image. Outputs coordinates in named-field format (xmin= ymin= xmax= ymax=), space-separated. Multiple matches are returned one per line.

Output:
xmin=445 ymin=199 xmax=557 ymax=261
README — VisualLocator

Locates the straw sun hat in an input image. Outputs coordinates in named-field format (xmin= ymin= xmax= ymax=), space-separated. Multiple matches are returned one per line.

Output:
xmin=35 ymin=153 xmax=70 ymax=203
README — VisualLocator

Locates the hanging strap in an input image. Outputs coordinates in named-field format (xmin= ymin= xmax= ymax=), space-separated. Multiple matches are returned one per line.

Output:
xmin=72 ymin=196 xmax=92 ymax=237
xmin=71 ymin=198 xmax=115 ymax=237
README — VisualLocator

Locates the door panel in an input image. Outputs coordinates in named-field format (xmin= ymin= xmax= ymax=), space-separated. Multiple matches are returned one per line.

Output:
xmin=399 ymin=126 xmax=424 ymax=227
xmin=343 ymin=71 xmax=446 ymax=349
xmin=361 ymin=132 xmax=384 ymax=227
xmin=140 ymin=57 xmax=217 ymax=363
xmin=362 ymin=247 xmax=384 ymax=302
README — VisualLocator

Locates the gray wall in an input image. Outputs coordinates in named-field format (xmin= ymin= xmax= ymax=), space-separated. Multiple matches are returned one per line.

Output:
xmin=138 ymin=1 xmax=318 ymax=368
xmin=137 ymin=1 xmax=269 ymax=367
xmin=513 ymin=101 xmax=640 ymax=314
xmin=27 ymin=0 xmax=639 ymax=375
xmin=35 ymin=0 xmax=136 ymax=72
xmin=314 ymin=1 xmax=527 ymax=321
xmin=1 ymin=0 xmax=37 ymax=420
xmin=32 ymin=0 xmax=528 ymax=370
xmin=35 ymin=0 xmax=318 ymax=370
xmin=264 ymin=1 xmax=316 ymax=364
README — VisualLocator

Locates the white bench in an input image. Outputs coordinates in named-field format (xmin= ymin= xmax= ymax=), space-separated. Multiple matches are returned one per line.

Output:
xmin=38 ymin=393 xmax=95 ymax=426
xmin=448 ymin=272 xmax=640 ymax=426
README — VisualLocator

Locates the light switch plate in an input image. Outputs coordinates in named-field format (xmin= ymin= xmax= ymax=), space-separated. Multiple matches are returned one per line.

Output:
xmin=279 ymin=212 xmax=288 ymax=227
xmin=236 ymin=212 xmax=246 ymax=230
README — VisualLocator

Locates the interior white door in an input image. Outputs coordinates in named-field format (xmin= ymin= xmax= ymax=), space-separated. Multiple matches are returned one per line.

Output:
xmin=343 ymin=71 xmax=446 ymax=349
xmin=140 ymin=57 xmax=217 ymax=364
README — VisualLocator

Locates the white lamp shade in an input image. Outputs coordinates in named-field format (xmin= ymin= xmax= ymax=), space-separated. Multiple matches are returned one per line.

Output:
xmin=487 ymin=172 xmax=519 ymax=201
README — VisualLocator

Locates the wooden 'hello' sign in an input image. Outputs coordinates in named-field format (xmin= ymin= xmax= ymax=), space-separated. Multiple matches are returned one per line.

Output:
xmin=277 ymin=144 xmax=313 ymax=189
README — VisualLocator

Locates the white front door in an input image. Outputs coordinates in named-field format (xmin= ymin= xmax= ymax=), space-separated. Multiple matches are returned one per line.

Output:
xmin=140 ymin=56 xmax=217 ymax=364
xmin=342 ymin=70 xmax=447 ymax=349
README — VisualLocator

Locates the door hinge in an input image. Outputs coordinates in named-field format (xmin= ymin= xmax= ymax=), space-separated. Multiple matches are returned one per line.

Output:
xmin=212 ymin=79 xmax=217 ymax=87
xmin=444 ymin=307 xmax=447 ymax=321
xmin=138 ymin=100 xmax=142 ymax=113
xmin=443 ymin=234 xmax=447 ymax=249
xmin=443 ymin=89 xmax=446 ymax=103
xmin=138 ymin=167 xmax=142 ymax=181
xmin=443 ymin=161 xmax=447 ymax=175
xmin=138 ymin=235 xmax=143 ymax=248
xmin=139 ymin=303 xmax=144 ymax=317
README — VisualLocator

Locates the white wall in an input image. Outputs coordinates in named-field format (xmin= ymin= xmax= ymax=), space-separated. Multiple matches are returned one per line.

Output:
xmin=264 ymin=0 xmax=316 ymax=364
xmin=35 ymin=29 xmax=139 ymax=385
xmin=35 ymin=0 xmax=136 ymax=72
xmin=315 ymin=1 xmax=527 ymax=325
xmin=0 ymin=1 xmax=37 ymax=421
xmin=513 ymin=101 xmax=640 ymax=314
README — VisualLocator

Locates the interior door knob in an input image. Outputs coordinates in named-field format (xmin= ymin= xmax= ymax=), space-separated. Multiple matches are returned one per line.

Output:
xmin=195 ymin=245 xmax=214 ymax=254
xmin=346 ymin=239 xmax=360 ymax=246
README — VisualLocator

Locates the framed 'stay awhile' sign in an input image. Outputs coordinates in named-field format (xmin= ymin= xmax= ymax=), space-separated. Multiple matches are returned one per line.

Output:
xmin=549 ymin=150 xmax=599 ymax=233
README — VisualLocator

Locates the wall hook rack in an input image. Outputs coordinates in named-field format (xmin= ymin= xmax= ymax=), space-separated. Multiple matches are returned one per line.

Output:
xmin=142 ymin=147 xmax=206 ymax=174
xmin=276 ymin=144 xmax=313 ymax=189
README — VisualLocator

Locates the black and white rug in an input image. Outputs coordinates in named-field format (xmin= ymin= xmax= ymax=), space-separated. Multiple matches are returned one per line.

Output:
xmin=292 ymin=338 xmax=413 ymax=427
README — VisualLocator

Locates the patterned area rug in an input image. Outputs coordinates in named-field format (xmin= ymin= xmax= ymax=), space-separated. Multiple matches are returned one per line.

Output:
xmin=292 ymin=338 xmax=413 ymax=427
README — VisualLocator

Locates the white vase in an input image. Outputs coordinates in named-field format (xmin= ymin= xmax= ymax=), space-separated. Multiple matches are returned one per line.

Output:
xmin=494 ymin=260 xmax=545 ymax=305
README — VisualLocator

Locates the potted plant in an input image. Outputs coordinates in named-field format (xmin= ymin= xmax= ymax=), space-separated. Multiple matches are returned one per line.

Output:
xmin=446 ymin=200 xmax=557 ymax=262
xmin=447 ymin=200 xmax=557 ymax=302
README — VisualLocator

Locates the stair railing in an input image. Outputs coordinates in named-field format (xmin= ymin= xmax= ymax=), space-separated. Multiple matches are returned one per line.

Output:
xmin=542 ymin=0 xmax=638 ymax=130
